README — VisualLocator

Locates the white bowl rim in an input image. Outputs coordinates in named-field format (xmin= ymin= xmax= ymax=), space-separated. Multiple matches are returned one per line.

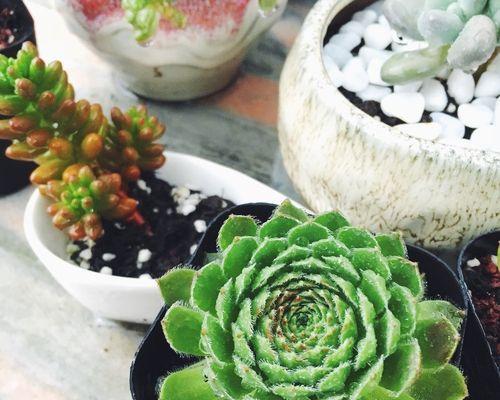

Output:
xmin=23 ymin=150 xmax=285 ymax=288
xmin=311 ymin=0 xmax=500 ymax=163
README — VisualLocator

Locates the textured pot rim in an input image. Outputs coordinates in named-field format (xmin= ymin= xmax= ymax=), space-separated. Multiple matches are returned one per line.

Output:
xmin=305 ymin=0 xmax=500 ymax=164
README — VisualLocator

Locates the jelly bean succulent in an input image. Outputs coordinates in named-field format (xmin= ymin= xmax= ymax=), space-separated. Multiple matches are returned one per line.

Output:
xmin=0 ymin=42 xmax=166 ymax=239
xmin=381 ymin=0 xmax=500 ymax=84
xmin=156 ymin=200 xmax=468 ymax=400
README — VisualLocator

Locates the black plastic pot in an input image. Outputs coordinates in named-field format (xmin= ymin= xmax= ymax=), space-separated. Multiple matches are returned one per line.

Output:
xmin=130 ymin=202 xmax=470 ymax=400
xmin=0 ymin=0 xmax=36 ymax=195
xmin=458 ymin=231 xmax=500 ymax=400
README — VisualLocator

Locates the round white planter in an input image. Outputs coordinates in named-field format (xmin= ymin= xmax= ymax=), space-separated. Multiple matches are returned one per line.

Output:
xmin=54 ymin=0 xmax=287 ymax=101
xmin=278 ymin=0 xmax=500 ymax=249
xmin=24 ymin=151 xmax=287 ymax=324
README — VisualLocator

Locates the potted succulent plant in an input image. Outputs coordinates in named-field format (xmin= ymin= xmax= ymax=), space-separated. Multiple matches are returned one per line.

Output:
xmin=458 ymin=230 xmax=500 ymax=399
xmin=2 ymin=42 xmax=287 ymax=323
xmin=278 ymin=0 xmax=500 ymax=249
xmin=53 ymin=0 xmax=287 ymax=101
xmin=131 ymin=201 xmax=470 ymax=400
xmin=0 ymin=0 xmax=36 ymax=195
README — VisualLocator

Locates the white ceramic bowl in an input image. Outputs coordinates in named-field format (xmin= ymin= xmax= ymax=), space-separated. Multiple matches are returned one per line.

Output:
xmin=24 ymin=151 xmax=287 ymax=324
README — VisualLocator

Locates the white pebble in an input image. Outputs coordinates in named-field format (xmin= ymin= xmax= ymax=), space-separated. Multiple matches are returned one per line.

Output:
xmin=190 ymin=244 xmax=197 ymax=255
xmin=139 ymin=273 xmax=153 ymax=279
xmin=329 ymin=32 xmax=361 ymax=51
xmin=472 ymin=97 xmax=497 ymax=111
xmin=102 ymin=253 xmax=116 ymax=261
xmin=358 ymin=46 xmax=392 ymax=67
xmin=194 ymin=219 xmax=207 ymax=233
xmin=341 ymin=57 xmax=369 ymax=92
xmin=340 ymin=20 xmax=365 ymax=37
xmin=137 ymin=179 xmax=152 ymax=194
xmin=394 ymin=81 xmax=423 ymax=93
xmin=420 ymin=79 xmax=447 ymax=112
xmin=137 ymin=248 xmax=152 ymax=263
xmin=172 ymin=186 xmax=190 ymax=201
xmin=467 ymin=258 xmax=481 ymax=267
xmin=378 ymin=14 xmax=390 ymax=27
xmin=469 ymin=125 xmax=500 ymax=152
xmin=430 ymin=112 xmax=465 ymax=140
xmin=323 ymin=56 xmax=344 ymax=88
xmin=380 ymin=92 xmax=425 ymax=124
xmin=457 ymin=103 xmax=493 ymax=128
xmin=66 ymin=243 xmax=79 ymax=254
xmin=352 ymin=9 xmax=378 ymax=25
xmin=323 ymin=43 xmax=352 ymax=68
xmin=79 ymin=261 xmax=90 ymax=270
xmin=367 ymin=58 xmax=390 ymax=86
xmin=446 ymin=103 xmax=457 ymax=114
xmin=363 ymin=23 xmax=392 ymax=50
xmin=395 ymin=123 xmax=442 ymax=140
xmin=447 ymin=69 xmax=475 ymax=104
xmin=356 ymin=85 xmax=391 ymax=102
xmin=79 ymin=248 xmax=92 ymax=261
xmin=179 ymin=203 xmax=196 ymax=216
xmin=495 ymin=98 xmax=500 ymax=125
xmin=487 ymin=53 xmax=500 ymax=73
xmin=99 ymin=266 xmax=113 ymax=275
xmin=474 ymin=71 xmax=500 ymax=98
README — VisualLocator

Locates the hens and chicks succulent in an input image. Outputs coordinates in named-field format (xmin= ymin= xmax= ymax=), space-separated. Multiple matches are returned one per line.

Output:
xmin=157 ymin=201 xmax=468 ymax=400
xmin=382 ymin=0 xmax=500 ymax=84
xmin=0 ymin=42 xmax=166 ymax=239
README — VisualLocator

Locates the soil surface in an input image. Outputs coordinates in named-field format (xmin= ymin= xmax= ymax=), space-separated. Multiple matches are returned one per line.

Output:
xmin=0 ymin=7 xmax=17 ymax=50
xmin=69 ymin=173 xmax=234 ymax=278
xmin=463 ymin=255 xmax=500 ymax=367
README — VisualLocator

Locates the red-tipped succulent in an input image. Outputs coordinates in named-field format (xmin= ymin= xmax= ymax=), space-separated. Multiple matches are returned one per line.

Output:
xmin=0 ymin=42 xmax=166 ymax=239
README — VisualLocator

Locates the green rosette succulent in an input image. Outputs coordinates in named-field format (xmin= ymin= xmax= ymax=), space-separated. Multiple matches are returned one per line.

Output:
xmin=157 ymin=200 xmax=468 ymax=400
xmin=382 ymin=0 xmax=500 ymax=84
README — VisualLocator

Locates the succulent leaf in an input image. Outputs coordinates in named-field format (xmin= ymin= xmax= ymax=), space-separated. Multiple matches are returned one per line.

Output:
xmin=157 ymin=267 xmax=196 ymax=305
xmin=159 ymin=361 xmax=217 ymax=400
xmin=158 ymin=201 xmax=467 ymax=400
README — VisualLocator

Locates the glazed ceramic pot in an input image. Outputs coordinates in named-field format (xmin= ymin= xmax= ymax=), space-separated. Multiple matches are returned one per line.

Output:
xmin=24 ymin=151 xmax=287 ymax=324
xmin=54 ymin=0 xmax=287 ymax=101
xmin=130 ymin=202 xmax=470 ymax=400
xmin=278 ymin=0 xmax=500 ymax=249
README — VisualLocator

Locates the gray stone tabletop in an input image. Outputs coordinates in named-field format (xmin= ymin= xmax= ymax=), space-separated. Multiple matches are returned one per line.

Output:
xmin=0 ymin=1 xmax=312 ymax=399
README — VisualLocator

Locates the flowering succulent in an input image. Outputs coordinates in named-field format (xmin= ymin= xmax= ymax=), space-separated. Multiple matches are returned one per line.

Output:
xmin=157 ymin=200 xmax=468 ymax=400
xmin=0 ymin=42 xmax=166 ymax=239
xmin=381 ymin=0 xmax=500 ymax=84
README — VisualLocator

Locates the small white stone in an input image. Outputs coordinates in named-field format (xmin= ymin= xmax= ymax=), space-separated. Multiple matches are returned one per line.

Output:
xmin=495 ymin=98 xmax=500 ymax=125
xmin=378 ymin=14 xmax=390 ymax=27
xmin=341 ymin=57 xmax=369 ymax=92
xmin=79 ymin=260 xmax=90 ymax=270
xmin=447 ymin=69 xmax=475 ymax=104
xmin=153 ymin=207 xmax=159 ymax=213
xmin=487 ymin=53 xmax=500 ymax=73
xmin=430 ymin=112 xmax=465 ymax=140
xmin=367 ymin=58 xmax=390 ymax=86
xmin=447 ymin=103 xmax=457 ymax=114
xmin=419 ymin=79 xmax=447 ymax=112
xmin=329 ymin=32 xmax=361 ymax=51
xmin=323 ymin=44 xmax=352 ymax=68
xmin=358 ymin=46 xmax=392 ymax=67
xmin=137 ymin=248 xmax=152 ymax=263
xmin=352 ymin=9 xmax=378 ymax=25
xmin=172 ymin=186 xmax=190 ymax=201
xmin=356 ymin=85 xmax=391 ymax=102
xmin=137 ymin=179 xmax=151 ymax=194
xmin=66 ymin=243 xmax=79 ymax=254
xmin=99 ymin=266 xmax=113 ymax=275
xmin=380 ymin=92 xmax=425 ymax=124
xmin=457 ymin=103 xmax=493 ymax=128
xmin=190 ymin=244 xmax=197 ymax=255
xmin=363 ymin=23 xmax=392 ymax=50
xmin=472 ymin=97 xmax=497 ymax=111
xmin=466 ymin=258 xmax=481 ymax=267
xmin=474 ymin=71 xmax=500 ymax=97
xmin=469 ymin=125 xmax=500 ymax=152
xmin=194 ymin=219 xmax=207 ymax=233
xmin=179 ymin=203 xmax=196 ymax=216
xmin=102 ymin=253 xmax=116 ymax=261
xmin=79 ymin=248 xmax=92 ymax=261
xmin=340 ymin=20 xmax=366 ymax=37
xmin=394 ymin=81 xmax=423 ymax=93
xmin=395 ymin=123 xmax=442 ymax=140
xmin=323 ymin=56 xmax=344 ymax=88
xmin=139 ymin=273 xmax=153 ymax=279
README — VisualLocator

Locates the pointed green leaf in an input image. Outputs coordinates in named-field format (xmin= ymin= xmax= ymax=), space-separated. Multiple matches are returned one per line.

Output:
xmin=274 ymin=199 xmax=309 ymax=222
xmin=407 ymin=364 xmax=468 ymax=400
xmin=313 ymin=210 xmax=350 ymax=233
xmin=416 ymin=300 xmax=465 ymax=331
xmin=375 ymin=232 xmax=407 ymax=258
xmin=336 ymin=227 xmax=379 ymax=249
xmin=387 ymin=257 xmax=424 ymax=299
xmin=352 ymin=248 xmax=392 ymax=281
xmin=312 ymin=238 xmax=352 ymax=259
xmin=218 ymin=215 xmax=258 ymax=251
xmin=162 ymin=304 xmax=204 ymax=356
xmin=157 ymin=267 xmax=196 ymax=306
xmin=380 ymin=339 xmax=421 ymax=394
xmin=389 ymin=284 xmax=417 ymax=336
xmin=222 ymin=237 xmax=259 ymax=279
xmin=191 ymin=262 xmax=226 ymax=315
xmin=259 ymin=215 xmax=299 ymax=239
xmin=159 ymin=361 xmax=217 ymax=400
xmin=288 ymin=222 xmax=329 ymax=246
xmin=202 ymin=314 xmax=233 ymax=364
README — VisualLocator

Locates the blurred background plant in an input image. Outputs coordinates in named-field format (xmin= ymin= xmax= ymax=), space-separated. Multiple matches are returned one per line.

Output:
xmin=382 ymin=0 xmax=500 ymax=84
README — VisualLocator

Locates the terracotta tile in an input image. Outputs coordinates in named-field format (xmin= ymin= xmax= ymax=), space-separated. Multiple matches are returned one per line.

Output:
xmin=205 ymin=73 xmax=279 ymax=126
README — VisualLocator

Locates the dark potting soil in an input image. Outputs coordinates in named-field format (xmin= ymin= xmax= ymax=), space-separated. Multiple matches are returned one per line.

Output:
xmin=0 ymin=7 xmax=17 ymax=50
xmin=463 ymin=255 xmax=500 ymax=367
xmin=69 ymin=172 xmax=235 ymax=279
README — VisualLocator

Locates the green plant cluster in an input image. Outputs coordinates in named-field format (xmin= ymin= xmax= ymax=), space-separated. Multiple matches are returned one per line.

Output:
xmin=157 ymin=200 xmax=468 ymax=400
xmin=382 ymin=0 xmax=500 ymax=84
xmin=0 ymin=42 xmax=167 ymax=239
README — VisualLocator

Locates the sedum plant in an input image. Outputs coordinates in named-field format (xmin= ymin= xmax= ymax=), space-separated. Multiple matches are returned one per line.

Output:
xmin=157 ymin=200 xmax=468 ymax=400
xmin=381 ymin=0 xmax=500 ymax=84
xmin=0 ymin=42 xmax=166 ymax=239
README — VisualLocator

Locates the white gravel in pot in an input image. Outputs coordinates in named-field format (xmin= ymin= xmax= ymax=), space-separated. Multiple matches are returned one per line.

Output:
xmin=322 ymin=0 xmax=500 ymax=152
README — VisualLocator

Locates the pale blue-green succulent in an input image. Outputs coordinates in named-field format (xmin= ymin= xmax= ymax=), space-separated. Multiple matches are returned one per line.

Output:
xmin=382 ymin=0 xmax=500 ymax=84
